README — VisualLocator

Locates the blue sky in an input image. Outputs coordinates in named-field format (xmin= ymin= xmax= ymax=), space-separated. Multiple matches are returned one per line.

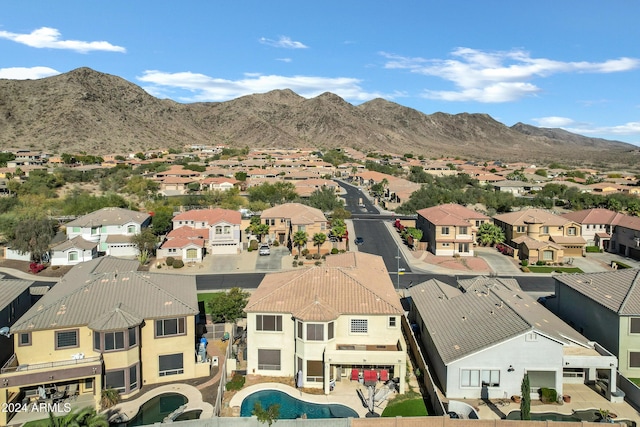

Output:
xmin=2 ymin=1 xmax=639 ymax=145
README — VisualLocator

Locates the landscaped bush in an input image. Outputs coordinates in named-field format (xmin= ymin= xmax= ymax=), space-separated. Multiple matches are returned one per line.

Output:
xmin=521 ymin=259 xmax=529 ymax=267
xmin=521 ymin=267 xmax=530 ymax=273
xmin=540 ymin=387 xmax=557 ymax=403
xmin=536 ymin=260 xmax=546 ymax=266
xmin=331 ymin=248 xmax=339 ymax=254
xmin=301 ymin=248 xmax=310 ymax=256
xmin=29 ymin=263 xmax=45 ymax=274
xmin=272 ymin=240 xmax=279 ymax=247
xmin=173 ymin=260 xmax=184 ymax=268
xmin=156 ymin=264 xmax=162 ymax=269
xmin=586 ymin=245 xmax=602 ymax=253
xmin=314 ymin=261 xmax=322 ymax=266
xmin=249 ymin=240 xmax=259 ymax=251
xmin=297 ymin=260 xmax=304 ymax=266
xmin=294 ymin=255 xmax=299 ymax=260
xmin=225 ymin=374 xmax=246 ymax=391
xmin=313 ymin=253 xmax=321 ymax=260
xmin=292 ymin=261 xmax=298 ymax=267
xmin=166 ymin=256 xmax=175 ymax=266
xmin=306 ymin=254 xmax=313 ymax=260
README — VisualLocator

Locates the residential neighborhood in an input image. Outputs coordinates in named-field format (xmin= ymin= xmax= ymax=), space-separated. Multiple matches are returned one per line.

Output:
xmin=1 ymin=146 xmax=640 ymax=426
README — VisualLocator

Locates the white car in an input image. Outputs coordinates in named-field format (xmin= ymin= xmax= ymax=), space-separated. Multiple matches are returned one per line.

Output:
xmin=259 ymin=245 xmax=270 ymax=256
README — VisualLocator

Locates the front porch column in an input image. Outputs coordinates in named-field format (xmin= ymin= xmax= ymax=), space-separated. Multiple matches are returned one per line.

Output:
xmin=398 ymin=361 xmax=406 ymax=394
xmin=608 ymin=368 xmax=617 ymax=397
xmin=324 ymin=362 xmax=331 ymax=395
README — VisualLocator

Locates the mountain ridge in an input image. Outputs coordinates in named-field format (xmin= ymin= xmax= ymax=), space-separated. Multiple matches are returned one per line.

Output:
xmin=0 ymin=67 xmax=637 ymax=167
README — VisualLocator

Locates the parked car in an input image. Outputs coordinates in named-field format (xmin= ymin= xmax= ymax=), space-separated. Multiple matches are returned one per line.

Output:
xmin=259 ymin=244 xmax=270 ymax=256
xmin=354 ymin=237 xmax=364 ymax=245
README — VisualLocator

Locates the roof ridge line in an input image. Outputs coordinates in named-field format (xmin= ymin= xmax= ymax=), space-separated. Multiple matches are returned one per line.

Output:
xmin=335 ymin=267 xmax=400 ymax=312
xmin=618 ymin=270 xmax=640 ymax=314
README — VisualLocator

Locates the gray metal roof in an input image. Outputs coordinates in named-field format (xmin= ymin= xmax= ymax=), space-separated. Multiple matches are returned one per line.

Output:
xmin=88 ymin=303 xmax=144 ymax=331
xmin=11 ymin=256 xmax=198 ymax=333
xmin=555 ymin=269 xmax=640 ymax=315
xmin=51 ymin=236 xmax=98 ymax=251
xmin=65 ymin=207 xmax=150 ymax=228
xmin=409 ymin=277 xmax=592 ymax=364
xmin=0 ymin=278 xmax=33 ymax=312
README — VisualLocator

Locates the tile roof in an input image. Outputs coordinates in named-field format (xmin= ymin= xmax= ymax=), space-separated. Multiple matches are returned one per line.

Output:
xmin=409 ymin=276 xmax=591 ymax=364
xmin=166 ymin=226 xmax=209 ymax=240
xmin=51 ymin=236 xmax=98 ymax=252
xmin=512 ymin=235 xmax=563 ymax=250
xmin=87 ymin=303 xmax=144 ymax=331
xmin=416 ymin=203 xmax=489 ymax=226
xmin=245 ymin=252 xmax=402 ymax=321
xmin=160 ymin=237 xmax=205 ymax=249
xmin=173 ymin=208 xmax=241 ymax=225
xmin=0 ymin=277 xmax=33 ymax=311
xmin=11 ymin=256 xmax=198 ymax=332
xmin=561 ymin=209 xmax=625 ymax=225
xmin=261 ymin=203 xmax=326 ymax=225
xmin=493 ymin=208 xmax=570 ymax=226
xmin=65 ymin=207 xmax=150 ymax=228
xmin=555 ymin=269 xmax=640 ymax=315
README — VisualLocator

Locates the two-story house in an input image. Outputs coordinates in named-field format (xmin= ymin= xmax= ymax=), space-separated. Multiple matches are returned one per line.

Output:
xmin=260 ymin=203 xmax=328 ymax=248
xmin=554 ymin=269 xmax=640 ymax=378
xmin=0 ymin=257 xmax=208 ymax=426
xmin=63 ymin=207 xmax=152 ymax=258
xmin=0 ymin=276 xmax=33 ymax=370
xmin=408 ymin=276 xmax=619 ymax=400
xmin=609 ymin=215 xmax=640 ymax=261
xmin=561 ymin=208 xmax=625 ymax=250
xmin=244 ymin=252 xmax=406 ymax=395
xmin=172 ymin=208 xmax=242 ymax=254
xmin=416 ymin=204 xmax=489 ymax=256
xmin=493 ymin=208 xmax=586 ymax=263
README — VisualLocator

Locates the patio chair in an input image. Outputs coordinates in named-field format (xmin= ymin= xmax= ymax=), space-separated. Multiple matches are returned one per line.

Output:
xmin=350 ymin=369 xmax=359 ymax=381
xmin=380 ymin=369 xmax=389 ymax=382
xmin=65 ymin=383 xmax=78 ymax=400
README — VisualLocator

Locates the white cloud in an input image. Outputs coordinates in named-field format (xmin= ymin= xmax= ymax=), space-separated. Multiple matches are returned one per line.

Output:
xmin=259 ymin=36 xmax=308 ymax=49
xmin=533 ymin=116 xmax=640 ymax=137
xmin=0 ymin=66 xmax=60 ymax=79
xmin=532 ymin=116 xmax=577 ymax=127
xmin=276 ymin=58 xmax=292 ymax=63
xmin=382 ymin=48 xmax=640 ymax=103
xmin=0 ymin=27 xmax=126 ymax=53
xmin=137 ymin=70 xmax=386 ymax=103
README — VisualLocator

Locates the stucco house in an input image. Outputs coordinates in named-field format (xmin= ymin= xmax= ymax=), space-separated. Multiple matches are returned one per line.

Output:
xmin=416 ymin=204 xmax=489 ymax=257
xmin=554 ymin=269 xmax=640 ymax=378
xmin=244 ymin=252 xmax=406 ymax=394
xmin=50 ymin=236 xmax=99 ymax=266
xmin=0 ymin=257 xmax=208 ymax=426
xmin=260 ymin=203 xmax=328 ymax=248
xmin=0 ymin=276 xmax=33 ymax=371
xmin=561 ymin=208 xmax=625 ymax=250
xmin=172 ymin=208 xmax=242 ymax=254
xmin=157 ymin=226 xmax=208 ymax=262
xmin=64 ymin=207 xmax=152 ymax=258
xmin=408 ymin=276 xmax=619 ymax=401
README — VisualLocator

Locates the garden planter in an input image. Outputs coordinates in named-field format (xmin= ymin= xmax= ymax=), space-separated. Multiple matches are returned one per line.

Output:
xmin=562 ymin=395 xmax=571 ymax=403
xmin=511 ymin=395 xmax=521 ymax=403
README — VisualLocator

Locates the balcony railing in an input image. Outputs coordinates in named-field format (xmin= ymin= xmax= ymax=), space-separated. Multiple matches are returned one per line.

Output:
xmin=335 ymin=341 xmax=402 ymax=352
xmin=1 ymin=354 xmax=102 ymax=374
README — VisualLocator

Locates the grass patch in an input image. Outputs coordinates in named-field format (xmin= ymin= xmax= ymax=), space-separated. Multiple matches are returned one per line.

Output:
xmin=526 ymin=266 xmax=583 ymax=273
xmin=23 ymin=420 xmax=50 ymax=427
xmin=629 ymin=378 xmax=640 ymax=387
xmin=381 ymin=391 xmax=428 ymax=417
xmin=197 ymin=292 xmax=224 ymax=304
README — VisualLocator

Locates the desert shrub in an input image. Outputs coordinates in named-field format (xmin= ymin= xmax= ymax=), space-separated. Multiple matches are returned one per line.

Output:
xmin=521 ymin=259 xmax=529 ymax=267
xmin=173 ymin=259 xmax=184 ymax=268
xmin=521 ymin=267 xmax=530 ymax=273
xmin=536 ymin=260 xmax=546 ymax=266
xmin=272 ymin=240 xmax=280 ymax=247
xmin=226 ymin=374 xmax=246 ymax=391
xmin=156 ymin=264 xmax=162 ymax=269
xmin=314 ymin=261 xmax=322 ymax=266
xmin=306 ymin=254 xmax=313 ymax=260
xmin=540 ymin=388 xmax=557 ymax=403
xmin=294 ymin=255 xmax=299 ymax=260
xmin=166 ymin=256 xmax=175 ymax=266
xmin=249 ymin=240 xmax=259 ymax=251
xmin=301 ymin=248 xmax=309 ymax=256
xmin=331 ymin=248 xmax=339 ymax=254
xmin=292 ymin=261 xmax=298 ymax=267
xmin=297 ymin=261 xmax=304 ymax=266
xmin=313 ymin=253 xmax=321 ymax=260
xmin=51 ymin=265 xmax=60 ymax=270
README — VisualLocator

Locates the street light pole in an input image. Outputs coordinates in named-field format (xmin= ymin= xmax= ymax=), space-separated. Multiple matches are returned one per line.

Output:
xmin=396 ymin=247 xmax=400 ymax=292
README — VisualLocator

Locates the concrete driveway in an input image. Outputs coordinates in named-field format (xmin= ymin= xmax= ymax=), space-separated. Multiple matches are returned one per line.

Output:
xmin=475 ymin=247 xmax=522 ymax=274
xmin=206 ymin=246 xmax=291 ymax=273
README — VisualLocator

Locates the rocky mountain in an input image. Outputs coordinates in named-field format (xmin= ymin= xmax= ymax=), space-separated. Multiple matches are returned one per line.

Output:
xmin=0 ymin=67 xmax=638 ymax=167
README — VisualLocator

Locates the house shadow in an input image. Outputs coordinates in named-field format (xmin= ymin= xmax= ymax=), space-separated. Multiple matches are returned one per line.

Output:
xmin=481 ymin=385 xmax=507 ymax=419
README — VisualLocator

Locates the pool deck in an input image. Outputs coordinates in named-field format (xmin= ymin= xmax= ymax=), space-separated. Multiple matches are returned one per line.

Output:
xmin=229 ymin=381 xmax=392 ymax=418
xmin=458 ymin=383 xmax=640 ymax=423
xmin=104 ymin=383 xmax=215 ymax=423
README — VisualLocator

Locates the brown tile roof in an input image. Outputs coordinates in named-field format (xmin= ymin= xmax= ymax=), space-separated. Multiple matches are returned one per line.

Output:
xmin=173 ymin=208 xmax=241 ymax=225
xmin=512 ymin=235 xmax=563 ymax=250
xmin=167 ymin=226 xmax=209 ymax=240
xmin=561 ymin=208 xmax=626 ymax=225
xmin=549 ymin=235 xmax=586 ymax=245
xmin=494 ymin=208 xmax=570 ymax=226
xmin=417 ymin=203 xmax=489 ymax=226
xmin=160 ymin=237 xmax=205 ymax=249
xmin=245 ymin=252 xmax=402 ymax=321
xmin=555 ymin=269 xmax=640 ymax=315
xmin=11 ymin=256 xmax=198 ymax=332
xmin=261 ymin=203 xmax=326 ymax=225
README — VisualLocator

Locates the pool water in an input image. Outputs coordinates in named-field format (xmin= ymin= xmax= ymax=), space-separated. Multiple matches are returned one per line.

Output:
xmin=119 ymin=392 xmax=188 ymax=426
xmin=507 ymin=410 xmax=636 ymax=427
xmin=240 ymin=390 xmax=359 ymax=419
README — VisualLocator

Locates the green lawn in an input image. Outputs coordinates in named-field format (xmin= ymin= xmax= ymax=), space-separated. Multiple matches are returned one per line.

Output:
xmin=197 ymin=292 xmax=224 ymax=304
xmin=381 ymin=391 xmax=428 ymax=417
xmin=526 ymin=266 xmax=583 ymax=273
xmin=22 ymin=419 xmax=50 ymax=427
xmin=629 ymin=378 xmax=640 ymax=387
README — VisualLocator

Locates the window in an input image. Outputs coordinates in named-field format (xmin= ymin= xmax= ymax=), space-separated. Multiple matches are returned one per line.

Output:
xmin=306 ymin=324 xmax=324 ymax=341
xmin=568 ymin=227 xmax=577 ymax=236
xmin=441 ymin=226 xmax=450 ymax=235
xmin=129 ymin=327 xmax=137 ymax=347
xmin=481 ymin=370 xmax=500 ymax=387
xmin=84 ymin=378 xmax=94 ymax=391
xmin=459 ymin=226 xmax=468 ymax=235
xmin=56 ymin=330 xmax=78 ymax=349
xmin=18 ymin=332 xmax=31 ymax=346
xmin=256 ymin=315 xmax=282 ymax=332
xmin=350 ymin=319 xmax=368 ymax=334
xmin=258 ymin=349 xmax=281 ymax=370
xmin=631 ymin=318 xmax=640 ymax=334
xmin=224 ymin=226 xmax=231 ymax=234
xmin=475 ymin=220 xmax=484 ymax=227
xmin=215 ymin=226 xmax=222 ymax=234
xmin=389 ymin=317 xmax=397 ymax=328
xmin=68 ymin=251 xmax=79 ymax=262
xmin=72 ymin=227 xmax=81 ymax=233
xmin=297 ymin=321 xmax=303 ymax=339
xmin=542 ymin=250 xmax=554 ymax=261
xmin=442 ymin=243 xmax=450 ymax=247
xmin=525 ymin=332 xmax=538 ymax=341
xmin=186 ymin=248 xmax=198 ymax=259
xmin=541 ymin=226 xmax=549 ymax=234
xmin=94 ymin=331 xmax=100 ymax=351
xmin=105 ymin=331 xmax=125 ymax=351
xmin=159 ymin=353 xmax=184 ymax=376
xmin=458 ymin=243 xmax=469 ymax=253
xmin=155 ymin=318 xmax=186 ymax=337
xmin=129 ymin=365 xmax=138 ymax=391
xmin=630 ymin=352 xmax=640 ymax=368
xmin=105 ymin=370 xmax=126 ymax=393
xmin=328 ymin=322 xmax=334 ymax=340
xmin=298 ymin=225 xmax=306 ymax=232
xmin=306 ymin=360 xmax=323 ymax=382
xmin=91 ymin=227 xmax=99 ymax=235
xmin=127 ymin=225 xmax=136 ymax=233
xmin=461 ymin=369 xmax=480 ymax=387
xmin=517 ymin=226 xmax=526 ymax=233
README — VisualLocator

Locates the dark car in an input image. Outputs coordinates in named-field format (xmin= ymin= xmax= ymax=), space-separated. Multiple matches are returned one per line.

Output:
xmin=354 ymin=237 xmax=364 ymax=245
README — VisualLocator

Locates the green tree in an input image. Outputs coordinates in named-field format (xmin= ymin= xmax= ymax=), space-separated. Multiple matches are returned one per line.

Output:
xmin=10 ymin=217 xmax=56 ymax=263
xmin=247 ymin=182 xmax=298 ymax=206
xmin=307 ymin=187 xmax=343 ymax=212
xmin=253 ymin=401 xmax=280 ymax=426
xmin=207 ymin=287 xmax=250 ymax=323
xmin=476 ymin=223 xmax=505 ymax=246
xmin=292 ymin=230 xmax=309 ymax=256
xmin=123 ymin=175 xmax=159 ymax=200
xmin=248 ymin=216 xmax=270 ymax=242
xmin=312 ymin=232 xmax=327 ymax=254
xmin=234 ymin=171 xmax=248 ymax=181
xmin=130 ymin=229 xmax=157 ymax=264
xmin=48 ymin=406 xmax=109 ymax=427
xmin=100 ymin=388 xmax=120 ymax=410
xmin=330 ymin=207 xmax=351 ymax=221
xmin=520 ymin=374 xmax=531 ymax=420
xmin=330 ymin=219 xmax=347 ymax=242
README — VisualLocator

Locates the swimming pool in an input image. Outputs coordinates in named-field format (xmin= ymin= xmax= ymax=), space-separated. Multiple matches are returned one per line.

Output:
xmin=118 ymin=392 xmax=188 ymax=426
xmin=506 ymin=410 xmax=635 ymax=427
xmin=240 ymin=389 xmax=359 ymax=419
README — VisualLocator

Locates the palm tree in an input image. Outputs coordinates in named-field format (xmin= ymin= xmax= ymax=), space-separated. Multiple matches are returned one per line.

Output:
xmin=48 ymin=407 xmax=109 ymax=427
xmin=312 ymin=233 xmax=327 ymax=254
xmin=100 ymin=388 xmax=120 ymax=410
xmin=292 ymin=231 xmax=308 ymax=257
xmin=476 ymin=223 xmax=505 ymax=247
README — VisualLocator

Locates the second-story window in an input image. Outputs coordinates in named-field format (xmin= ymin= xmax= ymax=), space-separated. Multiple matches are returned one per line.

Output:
xmin=256 ymin=315 xmax=282 ymax=332
xmin=567 ymin=227 xmax=576 ymax=236
xmin=155 ymin=318 xmax=186 ymax=337
xmin=441 ymin=227 xmax=450 ymax=235
xmin=56 ymin=330 xmax=79 ymax=349
xmin=350 ymin=319 xmax=368 ymax=334
xmin=306 ymin=324 xmax=324 ymax=341
xmin=459 ymin=226 xmax=468 ymax=235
